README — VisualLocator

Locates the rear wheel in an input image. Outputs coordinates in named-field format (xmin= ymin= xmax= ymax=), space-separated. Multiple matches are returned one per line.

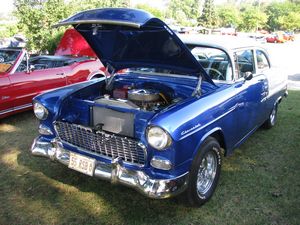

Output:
xmin=186 ymin=137 xmax=221 ymax=206
xmin=263 ymin=104 xmax=278 ymax=129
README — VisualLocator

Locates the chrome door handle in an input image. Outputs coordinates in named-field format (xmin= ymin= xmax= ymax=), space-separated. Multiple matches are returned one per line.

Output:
xmin=1 ymin=96 xmax=10 ymax=100
xmin=56 ymin=73 xmax=64 ymax=76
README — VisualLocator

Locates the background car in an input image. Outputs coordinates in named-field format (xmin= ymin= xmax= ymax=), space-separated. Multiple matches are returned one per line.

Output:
xmin=247 ymin=33 xmax=267 ymax=44
xmin=0 ymin=29 xmax=105 ymax=119
xmin=266 ymin=32 xmax=286 ymax=43
xmin=283 ymin=31 xmax=295 ymax=41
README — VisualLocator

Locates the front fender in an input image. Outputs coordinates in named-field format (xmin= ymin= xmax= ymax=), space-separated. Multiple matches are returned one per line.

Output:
xmin=34 ymin=79 xmax=102 ymax=122
xmin=192 ymin=127 xmax=224 ymax=159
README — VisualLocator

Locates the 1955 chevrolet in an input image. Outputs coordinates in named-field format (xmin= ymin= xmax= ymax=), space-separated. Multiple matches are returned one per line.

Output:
xmin=31 ymin=8 xmax=288 ymax=206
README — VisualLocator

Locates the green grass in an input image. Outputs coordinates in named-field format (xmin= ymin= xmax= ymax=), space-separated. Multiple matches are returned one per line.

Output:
xmin=0 ymin=91 xmax=299 ymax=225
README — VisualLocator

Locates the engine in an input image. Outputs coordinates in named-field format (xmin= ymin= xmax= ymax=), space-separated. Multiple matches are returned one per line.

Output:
xmin=92 ymin=87 xmax=170 ymax=137
xmin=128 ymin=89 xmax=166 ymax=110
xmin=109 ymin=86 xmax=168 ymax=111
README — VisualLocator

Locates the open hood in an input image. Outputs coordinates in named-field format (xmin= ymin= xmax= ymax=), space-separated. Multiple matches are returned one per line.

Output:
xmin=54 ymin=8 xmax=213 ymax=83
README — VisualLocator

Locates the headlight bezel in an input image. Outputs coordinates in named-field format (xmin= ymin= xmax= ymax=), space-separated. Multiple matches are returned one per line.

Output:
xmin=33 ymin=101 xmax=49 ymax=120
xmin=146 ymin=126 xmax=172 ymax=150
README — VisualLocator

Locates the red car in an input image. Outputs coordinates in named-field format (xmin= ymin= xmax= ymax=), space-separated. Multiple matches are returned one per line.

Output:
xmin=0 ymin=30 xmax=105 ymax=119
xmin=266 ymin=33 xmax=286 ymax=43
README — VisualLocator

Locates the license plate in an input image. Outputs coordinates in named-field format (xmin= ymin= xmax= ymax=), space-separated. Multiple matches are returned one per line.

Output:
xmin=69 ymin=152 xmax=96 ymax=176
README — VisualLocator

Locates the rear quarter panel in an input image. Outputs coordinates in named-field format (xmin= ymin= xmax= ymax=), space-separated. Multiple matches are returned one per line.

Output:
xmin=65 ymin=59 xmax=104 ymax=84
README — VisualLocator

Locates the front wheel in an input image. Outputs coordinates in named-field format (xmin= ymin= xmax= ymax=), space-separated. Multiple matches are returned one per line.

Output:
xmin=186 ymin=137 xmax=221 ymax=206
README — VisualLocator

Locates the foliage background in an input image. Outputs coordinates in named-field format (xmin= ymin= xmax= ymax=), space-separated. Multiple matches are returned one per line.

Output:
xmin=0 ymin=0 xmax=299 ymax=52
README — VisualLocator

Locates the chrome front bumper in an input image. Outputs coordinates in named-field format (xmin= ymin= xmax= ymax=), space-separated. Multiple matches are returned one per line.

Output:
xmin=31 ymin=137 xmax=189 ymax=199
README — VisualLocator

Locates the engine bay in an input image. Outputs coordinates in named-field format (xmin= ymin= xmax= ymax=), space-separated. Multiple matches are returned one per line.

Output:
xmin=94 ymin=78 xmax=188 ymax=112
xmin=86 ymin=79 xmax=182 ymax=137
xmin=61 ymin=73 xmax=217 ymax=138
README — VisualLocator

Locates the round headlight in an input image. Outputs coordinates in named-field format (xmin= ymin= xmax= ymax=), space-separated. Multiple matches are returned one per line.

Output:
xmin=33 ymin=102 xmax=48 ymax=120
xmin=147 ymin=126 xmax=171 ymax=150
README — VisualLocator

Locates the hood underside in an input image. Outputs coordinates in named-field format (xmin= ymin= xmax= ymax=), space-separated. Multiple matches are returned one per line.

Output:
xmin=54 ymin=8 xmax=213 ymax=83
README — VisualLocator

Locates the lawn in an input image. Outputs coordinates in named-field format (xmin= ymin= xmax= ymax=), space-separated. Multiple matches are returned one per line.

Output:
xmin=0 ymin=91 xmax=299 ymax=225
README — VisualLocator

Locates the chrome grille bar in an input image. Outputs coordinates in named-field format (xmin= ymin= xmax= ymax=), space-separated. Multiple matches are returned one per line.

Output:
xmin=54 ymin=121 xmax=146 ymax=165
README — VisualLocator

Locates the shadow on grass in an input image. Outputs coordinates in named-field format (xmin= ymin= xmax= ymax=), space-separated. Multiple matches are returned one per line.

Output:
xmin=1 ymin=95 xmax=299 ymax=225
xmin=0 ymin=113 xmax=196 ymax=224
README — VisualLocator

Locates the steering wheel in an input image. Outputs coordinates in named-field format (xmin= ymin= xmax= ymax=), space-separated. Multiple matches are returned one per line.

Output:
xmin=205 ymin=68 xmax=225 ymax=80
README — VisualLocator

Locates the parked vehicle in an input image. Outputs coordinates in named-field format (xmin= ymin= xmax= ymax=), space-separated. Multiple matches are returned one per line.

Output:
xmin=266 ymin=33 xmax=286 ymax=43
xmin=31 ymin=8 xmax=288 ymax=206
xmin=247 ymin=33 xmax=267 ymax=44
xmin=0 ymin=30 xmax=105 ymax=119
xmin=283 ymin=31 xmax=295 ymax=41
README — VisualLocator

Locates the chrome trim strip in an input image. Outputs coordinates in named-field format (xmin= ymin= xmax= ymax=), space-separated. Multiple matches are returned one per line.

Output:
xmin=180 ymin=105 xmax=237 ymax=140
xmin=15 ymin=103 xmax=33 ymax=110
xmin=0 ymin=103 xmax=32 ymax=115
xmin=53 ymin=20 xmax=141 ymax=28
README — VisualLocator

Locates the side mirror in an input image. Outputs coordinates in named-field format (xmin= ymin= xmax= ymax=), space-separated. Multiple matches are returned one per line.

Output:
xmin=244 ymin=71 xmax=253 ymax=81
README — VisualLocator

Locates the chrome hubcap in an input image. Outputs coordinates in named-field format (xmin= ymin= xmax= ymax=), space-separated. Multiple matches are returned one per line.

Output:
xmin=196 ymin=151 xmax=217 ymax=196
xmin=270 ymin=107 xmax=276 ymax=125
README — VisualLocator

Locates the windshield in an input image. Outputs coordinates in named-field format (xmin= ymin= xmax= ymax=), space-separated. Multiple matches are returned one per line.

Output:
xmin=189 ymin=46 xmax=233 ymax=81
xmin=0 ymin=49 xmax=21 ymax=73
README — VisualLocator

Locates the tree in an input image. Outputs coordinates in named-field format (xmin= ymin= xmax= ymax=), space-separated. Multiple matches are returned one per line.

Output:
xmin=135 ymin=4 xmax=164 ymax=19
xmin=167 ymin=0 xmax=201 ymax=26
xmin=13 ymin=0 xmax=131 ymax=52
xmin=198 ymin=0 xmax=217 ymax=28
xmin=68 ymin=0 xmax=130 ymax=13
xmin=239 ymin=7 xmax=267 ymax=31
xmin=216 ymin=5 xmax=240 ymax=28
xmin=14 ymin=0 xmax=70 ymax=52
xmin=266 ymin=1 xmax=300 ymax=31
xmin=278 ymin=11 xmax=300 ymax=31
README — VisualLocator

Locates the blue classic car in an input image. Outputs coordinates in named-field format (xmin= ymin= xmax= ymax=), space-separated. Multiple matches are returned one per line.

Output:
xmin=31 ymin=8 xmax=288 ymax=206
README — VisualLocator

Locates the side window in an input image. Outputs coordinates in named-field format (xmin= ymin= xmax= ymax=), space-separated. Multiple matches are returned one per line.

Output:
xmin=234 ymin=49 xmax=254 ymax=79
xmin=16 ymin=54 xmax=28 ymax=72
xmin=256 ymin=50 xmax=270 ymax=70
xmin=27 ymin=58 xmax=47 ymax=71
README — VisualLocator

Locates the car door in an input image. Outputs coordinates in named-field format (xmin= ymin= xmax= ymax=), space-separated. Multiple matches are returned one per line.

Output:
xmin=0 ymin=73 xmax=13 ymax=117
xmin=9 ymin=55 xmax=67 ymax=109
xmin=255 ymin=49 xmax=273 ymax=122
xmin=233 ymin=49 xmax=268 ymax=144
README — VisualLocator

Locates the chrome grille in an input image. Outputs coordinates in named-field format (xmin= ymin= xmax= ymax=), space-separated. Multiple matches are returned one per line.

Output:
xmin=54 ymin=121 xmax=146 ymax=165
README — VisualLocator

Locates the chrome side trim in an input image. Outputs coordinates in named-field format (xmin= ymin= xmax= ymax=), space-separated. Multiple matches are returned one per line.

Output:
xmin=0 ymin=103 xmax=32 ymax=115
xmin=53 ymin=20 xmax=141 ymax=28
xmin=31 ymin=137 xmax=189 ymax=199
xmin=180 ymin=104 xmax=237 ymax=140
